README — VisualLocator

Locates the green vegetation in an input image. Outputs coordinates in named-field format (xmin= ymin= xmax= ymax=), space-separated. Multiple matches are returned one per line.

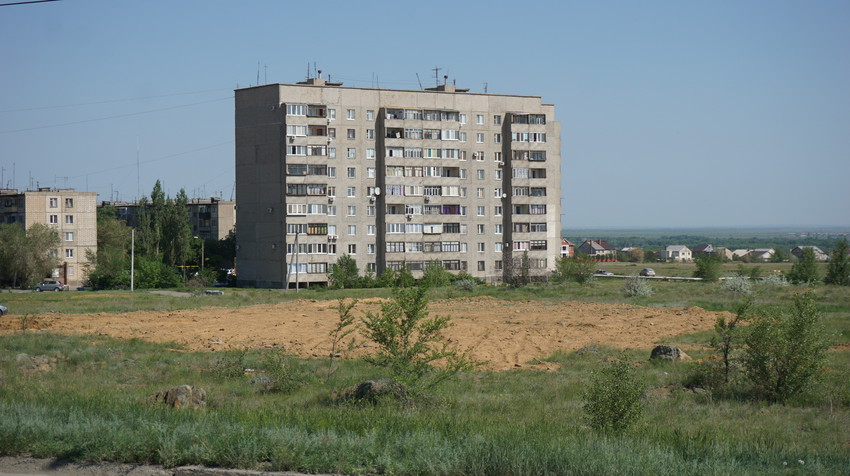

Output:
xmin=1 ymin=283 xmax=849 ymax=474
xmin=825 ymin=238 xmax=850 ymax=286
xmin=788 ymin=247 xmax=821 ymax=284
xmin=0 ymin=223 xmax=60 ymax=288
xmin=582 ymin=358 xmax=645 ymax=432
xmin=693 ymin=254 xmax=722 ymax=282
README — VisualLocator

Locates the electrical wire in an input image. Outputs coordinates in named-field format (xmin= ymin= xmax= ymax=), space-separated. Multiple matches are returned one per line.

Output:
xmin=0 ymin=87 xmax=232 ymax=113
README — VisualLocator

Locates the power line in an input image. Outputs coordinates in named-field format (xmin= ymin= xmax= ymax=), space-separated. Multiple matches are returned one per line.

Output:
xmin=0 ymin=96 xmax=232 ymax=135
xmin=67 ymin=140 xmax=234 ymax=179
xmin=0 ymin=0 xmax=61 ymax=6
xmin=0 ymin=87 xmax=232 ymax=113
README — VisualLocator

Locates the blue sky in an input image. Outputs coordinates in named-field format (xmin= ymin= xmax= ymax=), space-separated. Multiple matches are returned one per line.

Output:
xmin=1 ymin=0 xmax=848 ymax=229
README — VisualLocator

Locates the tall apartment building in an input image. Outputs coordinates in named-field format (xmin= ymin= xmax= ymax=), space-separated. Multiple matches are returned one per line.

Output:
xmin=101 ymin=197 xmax=236 ymax=240
xmin=235 ymin=76 xmax=561 ymax=288
xmin=0 ymin=188 xmax=97 ymax=287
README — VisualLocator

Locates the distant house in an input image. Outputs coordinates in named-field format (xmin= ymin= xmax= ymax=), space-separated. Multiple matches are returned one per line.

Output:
xmin=577 ymin=239 xmax=617 ymax=257
xmin=693 ymin=244 xmax=733 ymax=261
xmin=744 ymin=248 xmax=775 ymax=262
xmin=560 ymin=239 xmax=575 ymax=258
xmin=662 ymin=245 xmax=692 ymax=262
xmin=790 ymin=246 xmax=828 ymax=261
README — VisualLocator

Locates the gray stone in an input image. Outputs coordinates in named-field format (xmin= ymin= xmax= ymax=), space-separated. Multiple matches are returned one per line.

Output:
xmin=154 ymin=385 xmax=207 ymax=408
xmin=334 ymin=380 xmax=407 ymax=403
xmin=650 ymin=345 xmax=690 ymax=361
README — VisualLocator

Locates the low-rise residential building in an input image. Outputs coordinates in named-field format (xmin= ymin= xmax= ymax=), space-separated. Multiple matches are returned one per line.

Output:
xmin=790 ymin=246 xmax=828 ymax=261
xmin=577 ymin=239 xmax=617 ymax=257
xmin=560 ymin=239 xmax=575 ymax=258
xmin=662 ymin=245 xmax=692 ymax=262
xmin=0 ymin=188 xmax=97 ymax=287
xmin=100 ymin=197 xmax=236 ymax=240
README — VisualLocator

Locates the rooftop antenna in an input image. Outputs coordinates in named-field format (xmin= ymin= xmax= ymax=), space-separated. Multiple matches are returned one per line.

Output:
xmin=432 ymin=66 xmax=442 ymax=87
xmin=305 ymin=62 xmax=310 ymax=81
xmin=416 ymin=72 xmax=423 ymax=90
xmin=443 ymin=74 xmax=448 ymax=86
xmin=313 ymin=62 xmax=318 ymax=78
xmin=484 ymin=82 xmax=488 ymax=93
xmin=264 ymin=64 xmax=267 ymax=83
xmin=256 ymin=61 xmax=260 ymax=85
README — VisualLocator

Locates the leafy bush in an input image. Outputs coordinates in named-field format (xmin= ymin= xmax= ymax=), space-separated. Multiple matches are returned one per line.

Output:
xmin=454 ymin=278 xmax=478 ymax=292
xmin=255 ymin=348 xmax=305 ymax=394
xmin=134 ymin=256 xmax=181 ymax=289
xmin=420 ymin=260 xmax=452 ymax=288
xmin=788 ymin=247 xmax=821 ymax=284
xmin=825 ymin=238 xmax=849 ymax=286
xmin=743 ymin=292 xmax=828 ymax=403
xmin=721 ymin=276 xmax=752 ymax=295
xmin=552 ymin=255 xmax=595 ymax=285
xmin=582 ymin=358 xmax=645 ymax=432
xmin=360 ymin=286 xmax=477 ymax=393
xmin=694 ymin=254 xmax=722 ymax=282
xmin=622 ymin=276 xmax=653 ymax=297
xmin=760 ymin=273 xmax=789 ymax=287
xmin=328 ymin=254 xmax=360 ymax=289
xmin=711 ymin=298 xmax=753 ymax=387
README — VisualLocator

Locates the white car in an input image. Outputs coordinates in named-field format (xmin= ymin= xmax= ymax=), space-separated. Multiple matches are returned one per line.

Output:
xmin=0 ymin=304 xmax=7 ymax=316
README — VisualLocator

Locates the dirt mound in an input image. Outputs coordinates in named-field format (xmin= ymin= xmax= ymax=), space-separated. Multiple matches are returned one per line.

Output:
xmin=0 ymin=298 xmax=724 ymax=371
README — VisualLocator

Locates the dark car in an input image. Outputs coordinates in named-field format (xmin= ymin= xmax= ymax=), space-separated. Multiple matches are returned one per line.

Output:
xmin=594 ymin=269 xmax=614 ymax=276
xmin=639 ymin=268 xmax=656 ymax=277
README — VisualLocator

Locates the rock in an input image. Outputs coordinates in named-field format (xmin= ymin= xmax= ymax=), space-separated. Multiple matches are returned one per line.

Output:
xmin=650 ymin=345 xmax=690 ymax=362
xmin=153 ymin=385 xmax=207 ymax=408
xmin=334 ymin=380 xmax=407 ymax=403
xmin=576 ymin=346 xmax=599 ymax=355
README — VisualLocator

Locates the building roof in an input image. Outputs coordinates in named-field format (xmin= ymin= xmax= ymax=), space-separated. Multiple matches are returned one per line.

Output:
xmin=665 ymin=245 xmax=690 ymax=252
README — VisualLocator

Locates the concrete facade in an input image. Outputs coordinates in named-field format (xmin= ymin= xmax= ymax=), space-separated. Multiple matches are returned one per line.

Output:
xmin=0 ymin=188 xmax=97 ymax=287
xmin=235 ymin=78 xmax=561 ymax=288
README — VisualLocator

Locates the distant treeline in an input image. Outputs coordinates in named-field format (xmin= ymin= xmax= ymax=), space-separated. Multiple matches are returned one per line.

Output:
xmin=563 ymin=234 xmax=846 ymax=253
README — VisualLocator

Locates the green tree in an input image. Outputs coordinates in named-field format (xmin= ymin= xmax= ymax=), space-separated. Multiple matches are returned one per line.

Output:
xmin=328 ymin=254 xmax=360 ymax=289
xmin=711 ymin=298 xmax=753 ymax=386
xmin=825 ymin=238 xmax=849 ymax=286
xmin=160 ymin=189 xmax=192 ymax=268
xmin=557 ymin=255 xmax=595 ymax=285
xmin=788 ymin=247 xmax=821 ymax=284
xmin=771 ymin=247 xmax=787 ymax=263
xmin=694 ymin=253 xmax=722 ymax=282
xmin=582 ymin=358 xmax=645 ymax=433
xmin=0 ymin=224 xmax=60 ymax=288
xmin=84 ymin=206 xmax=131 ymax=289
xmin=743 ymin=292 xmax=828 ymax=403
xmin=420 ymin=260 xmax=452 ymax=288
xmin=360 ymin=285 xmax=477 ymax=393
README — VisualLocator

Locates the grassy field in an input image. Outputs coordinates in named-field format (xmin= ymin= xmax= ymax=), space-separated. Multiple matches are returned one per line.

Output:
xmin=1 ymin=281 xmax=849 ymax=475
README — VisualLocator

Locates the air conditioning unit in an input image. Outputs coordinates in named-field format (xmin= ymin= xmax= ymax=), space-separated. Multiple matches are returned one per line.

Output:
xmin=406 ymin=214 xmax=413 ymax=220
xmin=497 ymin=161 xmax=504 ymax=166
xmin=424 ymin=196 xmax=430 ymax=203
xmin=328 ymin=197 xmax=334 ymax=203
xmin=288 ymin=136 xmax=295 ymax=143
xmin=327 ymin=235 xmax=338 ymax=241
xmin=369 ymin=195 xmax=375 ymax=202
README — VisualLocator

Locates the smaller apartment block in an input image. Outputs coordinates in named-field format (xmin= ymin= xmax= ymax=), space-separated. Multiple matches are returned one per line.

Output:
xmin=0 ymin=188 xmax=97 ymax=287
xmin=101 ymin=197 xmax=236 ymax=240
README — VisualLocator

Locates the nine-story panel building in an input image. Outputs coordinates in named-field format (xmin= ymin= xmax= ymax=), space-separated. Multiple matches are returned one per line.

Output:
xmin=235 ymin=76 xmax=561 ymax=288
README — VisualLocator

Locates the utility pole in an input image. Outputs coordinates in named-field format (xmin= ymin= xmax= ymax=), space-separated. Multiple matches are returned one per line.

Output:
xmin=130 ymin=229 xmax=135 ymax=292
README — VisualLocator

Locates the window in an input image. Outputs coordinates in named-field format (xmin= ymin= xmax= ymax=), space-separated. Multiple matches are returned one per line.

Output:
xmin=64 ymin=232 xmax=74 ymax=241
xmin=347 ymin=205 xmax=356 ymax=216
xmin=65 ymin=215 xmax=74 ymax=224
xmin=494 ymin=115 xmax=502 ymax=125
xmin=477 ymin=169 xmax=485 ymax=180
xmin=286 ymin=104 xmax=306 ymax=116
xmin=494 ymin=206 xmax=502 ymax=216
xmin=495 ymin=224 xmax=503 ymax=234
xmin=286 ymin=125 xmax=307 ymax=136
xmin=476 ymin=114 xmax=484 ymax=125
xmin=495 ymin=242 xmax=503 ymax=252
xmin=348 ymin=244 xmax=357 ymax=254
xmin=328 ymin=108 xmax=336 ymax=120
xmin=367 ymin=167 xmax=375 ymax=178
xmin=347 ymin=186 xmax=356 ymax=198
xmin=476 ymin=133 xmax=484 ymax=143
xmin=366 ymin=129 xmax=375 ymax=140
xmin=328 ymin=205 xmax=336 ymax=216
xmin=386 ymin=242 xmax=405 ymax=253
xmin=49 ymin=198 xmax=58 ymax=208
xmin=476 ymin=188 xmax=484 ymax=199
xmin=477 ymin=224 xmax=485 ymax=234
xmin=366 ymin=110 xmax=374 ymax=121
xmin=347 ymin=167 xmax=356 ymax=178
xmin=367 ymin=244 xmax=376 ymax=254
xmin=367 ymin=148 xmax=375 ymax=159
xmin=65 ymin=198 xmax=74 ymax=208
xmin=288 ymin=145 xmax=307 ymax=155
xmin=478 ymin=243 xmax=485 ymax=252
xmin=65 ymin=249 xmax=74 ymax=258
xmin=477 ymin=206 xmax=485 ymax=216
xmin=327 ymin=167 xmax=336 ymax=178
xmin=329 ymin=147 xmax=336 ymax=158
xmin=347 ymin=129 xmax=356 ymax=139
xmin=459 ymin=132 xmax=467 ymax=142
xmin=459 ymin=114 xmax=467 ymax=124
xmin=494 ymin=133 xmax=501 ymax=143
xmin=347 ymin=225 xmax=356 ymax=235
xmin=495 ymin=260 xmax=503 ymax=271
xmin=478 ymin=261 xmax=486 ymax=271
xmin=346 ymin=109 xmax=356 ymax=120
xmin=328 ymin=128 xmax=336 ymax=138
xmin=49 ymin=215 xmax=58 ymax=224
xmin=367 ymin=225 xmax=375 ymax=235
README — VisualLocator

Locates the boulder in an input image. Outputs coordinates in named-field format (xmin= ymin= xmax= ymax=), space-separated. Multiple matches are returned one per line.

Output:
xmin=650 ymin=345 xmax=690 ymax=362
xmin=154 ymin=385 xmax=207 ymax=408
xmin=334 ymin=380 xmax=407 ymax=403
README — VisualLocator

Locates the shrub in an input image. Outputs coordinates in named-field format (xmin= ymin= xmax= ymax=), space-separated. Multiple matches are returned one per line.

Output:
xmin=711 ymin=298 xmax=753 ymax=387
xmin=328 ymin=254 xmax=360 ymax=289
xmin=788 ymin=248 xmax=821 ymax=284
xmin=721 ymin=276 xmax=752 ymax=295
xmin=420 ymin=260 xmax=452 ymax=288
xmin=255 ymin=348 xmax=305 ymax=394
xmin=622 ymin=276 xmax=653 ymax=297
xmin=760 ymin=273 xmax=789 ymax=287
xmin=552 ymin=255 xmax=595 ymax=285
xmin=360 ymin=285 xmax=477 ymax=393
xmin=743 ymin=292 xmax=828 ymax=403
xmin=694 ymin=254 xmax=722 ymax=282
xmin=454 ymin=278 xmax=478 ymax=292
xmin=825 ymin=238 xmax=849 ymax=286
xmin=582 ymin=358 xmax=645 ymax=432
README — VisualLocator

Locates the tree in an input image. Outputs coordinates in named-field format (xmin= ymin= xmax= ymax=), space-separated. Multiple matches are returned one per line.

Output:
xmin=420 ymin=260 xmax=452 ymax=288
xmin=694 ymin=253 xmax=722 ymax=282
xmin=84 ymin=206 xmax=131 ymax=289
xmin=788 ymin=247 xmax=820 ymax=284
xmin=360 ymin=285 xmax=477 ymax=393
xmin=825 ymin=238 xmax=850 ymax=286
xmin=771 ymin=247 xmax=787 ymax=263
xmin=743 ymin=292 xmax=828 ymax=403
xmin=711 ymin=298 xmax=753 ymax=386
xmin=328 ymin=254 xmax=360 ymax=289
xmin=582 ymin=358 xmax=645 ymax=433
xmin=160 ymin=189 xmax=192 ymax=268
xmin=0 ymin=224 xmax=60 ymax=288
xmin=627 ymin=248 xmax=644 ymax=263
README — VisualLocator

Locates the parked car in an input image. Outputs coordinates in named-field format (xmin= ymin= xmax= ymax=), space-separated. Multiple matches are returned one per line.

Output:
xmin=35 ymin=280 xmax=67 ymax=292
xmin=0 ymin=304 xmax=7 ymax=316
xmin=594 ymin=269 xmax=614 ymax=276
xmin=639 ymin=268 xmax=656 ymax=277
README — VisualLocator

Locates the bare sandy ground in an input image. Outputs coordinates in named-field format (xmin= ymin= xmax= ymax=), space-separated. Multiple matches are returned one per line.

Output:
xmin=1 ymin=297 xmax=723 ymax=370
